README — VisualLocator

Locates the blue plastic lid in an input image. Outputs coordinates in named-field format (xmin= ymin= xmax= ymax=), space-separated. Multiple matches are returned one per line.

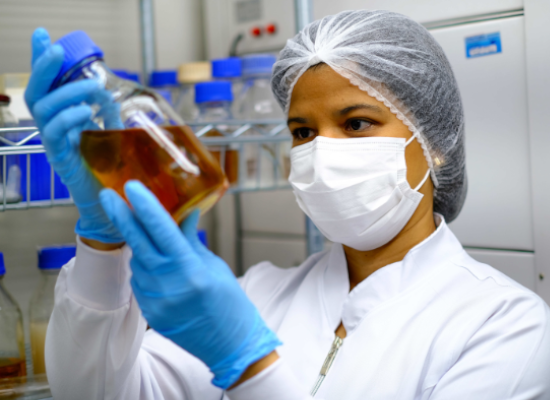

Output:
xmin=150 ymin=70 xmax=178 ymax=87
xmin=241 ymin=54 xmax=276 ymax=76
xmin=54 ymin=31 xmax=104 ymax=86
xmin=198 ymin=229 xmax=208 ymax=248
xmin=0 ymin=253 xmax=5 ymax=276
xmin=111 ymin=69 xmax=128 ymax=79
xmin=195 ymin=81 xmax=233 ymax=103
xmin=126 ymin=72 xmax=141 ymax=83
xmin=212 ymin=58 xmax=242 ymax=78
xmin=38 ymin=244 xmax=76 ymax=270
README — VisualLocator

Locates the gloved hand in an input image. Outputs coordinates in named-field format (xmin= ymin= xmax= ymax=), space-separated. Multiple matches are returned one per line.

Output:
xmin=99 ymin=181 xmax=281 ymax=389
xmin=24 ymin=28 xmax=124 ymax=243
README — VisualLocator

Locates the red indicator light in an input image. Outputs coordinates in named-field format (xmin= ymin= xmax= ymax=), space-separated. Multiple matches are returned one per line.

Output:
xmin=251 ymin=27 xmax=262 ymax=37
xmin=266 ymin=23 xmax=277 ymax=34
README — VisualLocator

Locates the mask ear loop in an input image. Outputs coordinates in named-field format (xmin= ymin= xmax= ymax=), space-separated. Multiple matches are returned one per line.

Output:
xmin=405 ymin=133 xmax=432 ymax=192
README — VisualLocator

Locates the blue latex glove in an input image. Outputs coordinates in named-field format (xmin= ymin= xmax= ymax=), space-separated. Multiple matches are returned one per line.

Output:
xmin=24 ymin=28 xmax=124 ymax=243
xmin=99 ymin=181 xmax=281 ymax=389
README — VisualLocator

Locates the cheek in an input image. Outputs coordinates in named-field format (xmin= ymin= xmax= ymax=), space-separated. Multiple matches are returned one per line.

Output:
xmin=405 ymin=140 xmax=430 ymax=187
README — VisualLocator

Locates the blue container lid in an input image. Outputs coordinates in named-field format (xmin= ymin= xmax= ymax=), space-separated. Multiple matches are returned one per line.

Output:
xmin=111 ymin=69 xmax=129 ymax=79
xmin=241 ymin=54 xmax=276 ymax=76
xmin=195 ymin=81 xmax=233 ymax=103
xmin=54 ymin=31 xmax=104 ymax=86
xmin=149 ymin=70 xmax=178 ymax=87
xmin=38 ymin=244 xmax=76 ymax=270
xmin=0 ymin=253 xmax=5 ymax=276
xmin=126 ymin=72 xmax=141 ymax=83
xmin=212 ymin=58 xmax=242 ymax=78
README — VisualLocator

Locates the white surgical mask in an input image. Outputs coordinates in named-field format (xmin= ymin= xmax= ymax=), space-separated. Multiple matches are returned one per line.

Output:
xmin=288 ymin=135 xmax=431 ymax=251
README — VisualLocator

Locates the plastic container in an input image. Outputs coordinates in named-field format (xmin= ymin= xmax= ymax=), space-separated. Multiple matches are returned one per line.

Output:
xmin=51 ymin=31 xmax=228 ymax=223
xmin=0 ymin=253 xmax=27 ymax=379
xmin=211 ymin=58 xmax=243 ymax=118
xmin=29 ymin=245 xmax=76 ymax=375
xmin=195 ymin=81 xmax=238 ymax=185
xmin=176 ymin=62 xmax=211 ymax=122
xmin=149 ymin=70 xmax=178 ymax=106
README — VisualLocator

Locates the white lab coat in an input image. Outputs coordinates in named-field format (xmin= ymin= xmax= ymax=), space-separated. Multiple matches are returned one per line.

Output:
xmin=45 ymin=214 xmax=550 ymax=400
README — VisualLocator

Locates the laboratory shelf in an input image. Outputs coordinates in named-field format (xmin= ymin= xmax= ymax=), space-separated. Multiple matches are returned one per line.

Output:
xmin=0 ymin=120 xmax=293 ymax=211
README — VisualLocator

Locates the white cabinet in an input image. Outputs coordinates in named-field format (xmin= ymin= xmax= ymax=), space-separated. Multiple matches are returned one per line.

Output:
xmin=430 ymin=17 xmax=534 ymax=251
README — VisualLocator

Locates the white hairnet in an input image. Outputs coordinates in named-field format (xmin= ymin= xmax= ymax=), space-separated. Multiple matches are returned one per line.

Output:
xmin=272 ymin=10 xmax=467 ymax=222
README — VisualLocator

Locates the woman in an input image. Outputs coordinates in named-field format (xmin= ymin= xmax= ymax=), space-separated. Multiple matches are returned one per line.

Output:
xmin=25 ymin=10 xmax=550 ymax=400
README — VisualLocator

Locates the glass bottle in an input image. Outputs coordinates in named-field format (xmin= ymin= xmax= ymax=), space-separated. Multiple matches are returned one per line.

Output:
xmin=0 ymin=253 xmax=26 ymax=378
xmin=211 ymin=58 xmax=243 ymax=119
xmin=175 ymin=62 xmax=211 ymax=122
xmin=149 ymin=70 xmax=179 ymax=107
xmin=51 ymin=31 xmax=228 ymax=223
xmin=29 ymin=244 xmax=76 ymax=375
xmin=195 ymin=81 xmax=239 ymax=186
xmin=0 ymin=95 xmax=22 ymax=203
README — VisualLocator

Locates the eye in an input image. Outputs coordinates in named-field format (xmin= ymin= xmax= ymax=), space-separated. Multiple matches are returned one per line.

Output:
xmin=292 ymin=127 xmax=315 ymax=140
xmin=346 ymin=119 xmax=373 ymax=132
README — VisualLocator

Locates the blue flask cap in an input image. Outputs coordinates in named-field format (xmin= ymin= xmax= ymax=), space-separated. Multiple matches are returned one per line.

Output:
xmin=38 ymin=244 xmax=77 ymax=270
xmin=195 ymin=81 xmax=233 ymax=103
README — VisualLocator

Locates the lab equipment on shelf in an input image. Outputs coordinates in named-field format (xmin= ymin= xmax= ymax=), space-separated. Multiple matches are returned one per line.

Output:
xmin=29 ymin=244 xmax=76 ymax=375
xmin=0 ymin=95 xmax=22 ymax=204
xmin=52 ymin=30 xmax=228 ymax=223
xmin=211 ymin=57 xmax=243 ymax=118
xmin=0 ymin=73 xmax=33 ymax=124
xmin=195 ymin=81 xmax=239 ymax=185
xmin=176 ymin=62 xmax=212 ymax=122
xmin=0 ymin=253 xmax=26 ymax=379
xmin=111 ymin=69 xmax=141 ymax=84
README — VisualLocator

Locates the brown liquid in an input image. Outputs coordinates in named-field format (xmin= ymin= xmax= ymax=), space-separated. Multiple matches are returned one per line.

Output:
xmin=204 ymin=129 xmax=239 ymax=185
xmin=0 ymin=359 xmax=26 ymax=379
xmin=80 ymin=125 xmax=229 ymax=223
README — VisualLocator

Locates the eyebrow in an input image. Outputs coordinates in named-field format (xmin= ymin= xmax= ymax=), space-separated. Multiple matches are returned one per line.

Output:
xmin=338 ymin=103 xmax=384 ymax=115
xmin=287 ymin=117 xmax=308 ymax=125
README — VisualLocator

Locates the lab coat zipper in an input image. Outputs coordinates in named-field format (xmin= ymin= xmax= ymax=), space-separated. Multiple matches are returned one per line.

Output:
xmin=310 ymin=336 xmax=344 ymax=397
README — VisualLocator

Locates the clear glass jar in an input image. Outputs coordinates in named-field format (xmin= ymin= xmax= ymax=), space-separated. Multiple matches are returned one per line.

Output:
xmin=0 ymin=95 xmax=18 ymax=128
xmin=196 ymin=82 xmax=239 ymax=186
xmin=29 ymin=245 xmax=76 ymax=375
xmin=175 ymin=62 xmax=212 ymax=123
xmin=52 ymin=31 xmax=228 ymax=223
xmin=0 ymin=253 xmax=26 ymax=379
xmin=211 ymin=58 xmax=243 ymax=119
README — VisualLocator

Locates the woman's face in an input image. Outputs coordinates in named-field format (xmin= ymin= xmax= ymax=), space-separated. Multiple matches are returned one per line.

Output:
xmin=287 ymin=63 xmax=431 ymax=194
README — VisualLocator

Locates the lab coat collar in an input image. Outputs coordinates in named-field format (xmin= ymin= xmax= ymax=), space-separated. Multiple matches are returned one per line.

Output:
xmin=322 ymin=213 xmax=465 ymax=333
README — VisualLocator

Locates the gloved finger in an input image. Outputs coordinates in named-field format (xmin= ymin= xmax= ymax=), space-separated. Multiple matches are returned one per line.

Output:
xmin=24 ymin=44 xmax=64 ymax=113
xmin=33 ymin=80 xmax=110 ymax=127
xmin=41 ymin=105 xmax=93 ymax=157
xmin=124 ymin=181 xmax=195 ymax=256
xmin=99 ymin=188 xmax=159 ymax=257
xmin=31 ymin=28 xmax=51 ymax=67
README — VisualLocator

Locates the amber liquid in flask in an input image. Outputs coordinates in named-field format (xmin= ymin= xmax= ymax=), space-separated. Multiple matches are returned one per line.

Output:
xmin=0 ymin=358 xmax=26 ymax=379
xmin=204 ymin=129 xmax=239 ymax=185
xmin=80 ymin=125 xmax=229 ymax=223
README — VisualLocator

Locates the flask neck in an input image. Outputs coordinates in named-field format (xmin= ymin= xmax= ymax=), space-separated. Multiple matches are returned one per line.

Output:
xmin=51 ymin=55 xmax=106 ymax=89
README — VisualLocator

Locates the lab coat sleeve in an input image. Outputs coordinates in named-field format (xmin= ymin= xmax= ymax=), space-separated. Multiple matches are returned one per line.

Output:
xmin=226 ymin=359 xmax=313 ymax=400
xmin=45 ymin=237 xmax=223 ymax=400
xmin=426 ymin=291 xmax=550 ymax=400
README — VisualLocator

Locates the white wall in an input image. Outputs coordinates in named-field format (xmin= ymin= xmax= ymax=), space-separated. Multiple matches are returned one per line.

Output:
xmin=0 ymin=0 xmax=206 ymax=75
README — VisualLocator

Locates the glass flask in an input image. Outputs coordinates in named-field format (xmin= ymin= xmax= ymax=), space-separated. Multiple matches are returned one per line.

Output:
xmin=51 ymin=31 xmax=228 ymax=223
xmin=29 ymin=245 xmax=76 ymax=375
xmin=0 ymin=253 xmax=26 ymax=379
xmin=195 ymin=81 xmax=239 ymax=186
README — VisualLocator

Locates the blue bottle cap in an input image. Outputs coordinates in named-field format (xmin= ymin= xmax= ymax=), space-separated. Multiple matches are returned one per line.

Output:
xmin=195 ymin=81 xmax=233 ymax=103
xmin=54 ymin=31 xmax=104 ymax=86
xmin=198 ymin=229 xmax=208 ymax=248
xmin=212 ymin=58 xmax=242 ymax=78
xmin=111 ymin=69 xmax=129 ymax=79
xmin=241 ymin=54 xmax=277 ymax=77
xmin=149 ymin=70 xmax=178 ymax=87
xmin=38 ymin=244 xmax=76 ymax=270
xmin=0 ymin=253 xmax=5 ymax=276
xmin=126 ymin=72 xmax=141 ymax=83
